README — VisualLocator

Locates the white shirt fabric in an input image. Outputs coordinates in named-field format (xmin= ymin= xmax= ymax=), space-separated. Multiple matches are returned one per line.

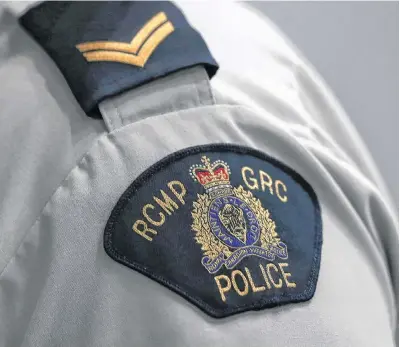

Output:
xmin=0 ymin=2 xmax=397 ymax=346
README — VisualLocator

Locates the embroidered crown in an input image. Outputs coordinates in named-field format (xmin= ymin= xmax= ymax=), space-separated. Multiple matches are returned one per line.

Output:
xmin=190 ymin=156 xmax=231 ymax=193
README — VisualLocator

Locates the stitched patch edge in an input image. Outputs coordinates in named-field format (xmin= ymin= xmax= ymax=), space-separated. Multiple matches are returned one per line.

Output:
xmin=104 ymin=143 xmax=323 ymax=318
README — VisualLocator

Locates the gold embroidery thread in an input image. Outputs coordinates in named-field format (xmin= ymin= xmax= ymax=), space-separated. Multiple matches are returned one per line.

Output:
xmin=190 ymin=156 xmax=289 ymax=274
xmin=76 ymin=12 xmax=174 ymax=67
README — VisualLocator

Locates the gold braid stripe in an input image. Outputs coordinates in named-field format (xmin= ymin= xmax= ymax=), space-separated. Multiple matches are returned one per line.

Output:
xmin=81 ymin=21 xmax=174 ymax=67
xmin=76 ymin=12 xmax=168 ymax=54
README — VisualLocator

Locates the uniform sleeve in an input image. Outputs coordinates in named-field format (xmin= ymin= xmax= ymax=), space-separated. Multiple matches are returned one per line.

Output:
xmin=178 ymin=2 xmax=392 ymax=200
xmin=0 ymin=5 xmax=105 ymax=273
xmin=178 ymin=0 xmax=398 ymax=336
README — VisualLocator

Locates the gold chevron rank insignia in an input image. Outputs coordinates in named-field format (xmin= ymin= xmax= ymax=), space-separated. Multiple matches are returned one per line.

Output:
xmin=76 ymin=12 xmax=174 ymax=67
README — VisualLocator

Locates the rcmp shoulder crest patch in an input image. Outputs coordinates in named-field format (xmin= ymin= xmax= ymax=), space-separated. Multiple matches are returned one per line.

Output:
xmin=104 ymin=144 xmax=322 ymax=317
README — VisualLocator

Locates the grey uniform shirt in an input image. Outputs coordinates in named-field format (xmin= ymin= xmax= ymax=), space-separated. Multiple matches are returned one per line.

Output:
xmin=0 ymin=2 xmax=397 ymax=346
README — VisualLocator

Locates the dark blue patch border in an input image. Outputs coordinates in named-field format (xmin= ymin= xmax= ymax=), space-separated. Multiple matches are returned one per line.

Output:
xmin=104 ymin=143 xmax=323 ymax=318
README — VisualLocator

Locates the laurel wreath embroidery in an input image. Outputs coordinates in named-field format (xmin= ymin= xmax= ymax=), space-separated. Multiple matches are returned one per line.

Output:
xmin=191 ymin=193 xmax=232 ymax=259
xmin=191 ymin=185 xmax=282 ymax=260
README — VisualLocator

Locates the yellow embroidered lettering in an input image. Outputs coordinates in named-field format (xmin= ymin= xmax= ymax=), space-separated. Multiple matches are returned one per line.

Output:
xmin=241 ymin=166 xmax=289 ymax=203
xmin=214 ymin=275 xmax=231 ymax=302
xmin=275 ymin=180 xmax=288 ymax=203
xmin=214 ymin=263 xmax=293 ymax=302
xmin=231 ymin=270 xmax=249 ymax=296
xmin=259 ymin=170 xmax=273 ymax=195
xmin=132 ymin=220 xmax=157 ymax=242
xmin=245 ymin=267 xmax=266 ymax=293
xmin=279 ymin=263 xmax=296 ymax=288
xmin=241 ymin=166 xmax=259 ymax=190
xmin=168 ymin=180 xmax=186 ymax=205
xmin=142 ymin=204 xmax=165 ymax=226
xmin=266 ymin=263 xmax=283 ymax=288
xmin=259 ymin=263 xmax=272 ymax=289
xmin=154 ymin=189 xmax=178 ymax=215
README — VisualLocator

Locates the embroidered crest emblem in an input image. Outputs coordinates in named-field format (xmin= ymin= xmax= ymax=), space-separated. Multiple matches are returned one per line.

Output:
xmin=191 ymin=156 xmax=288 ymax=274
xmin=104 ymin=144 xmax=323 ymax=318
